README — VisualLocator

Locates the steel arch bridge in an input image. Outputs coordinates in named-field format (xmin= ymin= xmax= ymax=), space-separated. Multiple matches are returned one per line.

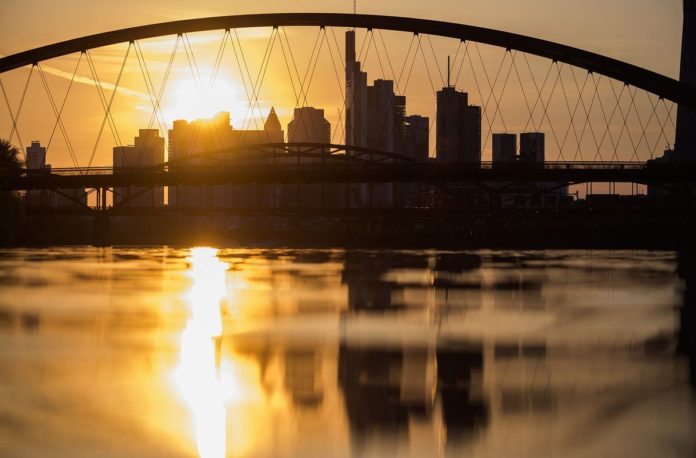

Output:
xmin=1 ymin=13 xmax=695 ymax=211
xmin=2 ymin=13 xmax=694 ymax=107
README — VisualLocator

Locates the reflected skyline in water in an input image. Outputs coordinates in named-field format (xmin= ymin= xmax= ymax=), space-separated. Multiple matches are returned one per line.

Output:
xmin=0 ymin=248 xmax=694 ymax=457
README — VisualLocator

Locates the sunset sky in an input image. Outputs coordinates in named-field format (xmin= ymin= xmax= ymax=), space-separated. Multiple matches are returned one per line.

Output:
xmin=0 ymin=0 xmax=686 ymax=167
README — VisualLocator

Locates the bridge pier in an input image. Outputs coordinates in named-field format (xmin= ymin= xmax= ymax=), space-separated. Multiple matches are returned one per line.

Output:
xmin=91 ymin=206 xmax=111 ymax=247
xmin=91 ymin=187 xmax=112 ymax=246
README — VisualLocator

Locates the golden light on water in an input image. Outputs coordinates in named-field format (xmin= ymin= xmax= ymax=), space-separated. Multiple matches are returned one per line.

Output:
xmin=174 ymin=247 xmax=228 ymax=458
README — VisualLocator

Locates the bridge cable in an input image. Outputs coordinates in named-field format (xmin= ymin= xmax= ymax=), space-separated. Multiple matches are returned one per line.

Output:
xmin=475 ymin=43 xmax=511 ymax=139
xmin=367 ymin=31 xmax=386 ymax=80
xmin=279 ymin=26 xmax=323 ymax=159
xmin=556 ymin=63 xmax=585 ymax=162
xmin=567 ymin=67 xmax=600 ymax=162
xmin=425 ymin=35 xmax=446 ymax=88
xmin=650 ymin=98 xmax=675 ymax=155
xmin=36 ymin=63 xmax=80 ymax=170
xmin=414 ymin=35 xmax=443 ymax=157
xmin=599 ymin=78 xmax=627 ymax=164
xmin=662 ymin=97 xmax=677 ymax=132
xmin=536 ymin=62 xmax=564 ymax=160
xmin=638 ymin=91 xmax=666 ymax=159
xmin=2 ymin=65 xmax=33 ymax=148
xmin=625 ymin=86 xmax=644 ymax=162
xmin=181 ymin=32 xmax=230 ymax=157
xmin=282 ymin=26 xmax=326 ymax=149
xmin=85 ymin=50 xmax=125 ymax=154
xmin=236 ymin=28 xmax=276 ymax=135
xmin=379 ymin=29 xmax=429 ymax=156
xmin=610 ymin=81 xmax=642 ymax=164
xmin=43 ymin=54 xmax=82 ymax=167
xmin=276 ymin=29 xmax=301 ymax=107
xmin=624 ymin=86 xmax=656 ymax=162
xmin=640 ymin=91 xmax=664 ymax=159
xmin=606 ymin=79 xmax=630 ymax=163
xmin=396 ymin=34 xmax=417 ymax=90
xmin=479 ymin=47 xmax=515 ymax=154
xmin=228 ymin=30 xmax=259 ymax=133
xmin=400 ymin=35 xmax=421 ymax=96
xmin=591 ymin=74 xmax=620 ymax=162
xmin=566 ymin=68 xmax=599 ymax=162
xmin=377 ymin=30 xmax=402 ymax=94
xmin=520 ymin=54 xmax=555 ymax=133
xmin=324 ymin=27 xmax=347 ymax=144
xmin=451 ymin=40 xmax=465 ymax=86
xmin=86 ymin=45 xmax=130 ymax=170
xmin=131 ymin=40 xmax=175 ymax=167
xmin=464 ymin=43 xmax=493 ymax=146
xmin=510 ymin=52 xmax=537 ymax=137
xmin=589 ymin=73 xmax=613 ymax=162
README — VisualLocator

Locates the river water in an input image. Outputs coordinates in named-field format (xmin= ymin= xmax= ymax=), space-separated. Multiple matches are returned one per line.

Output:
xmin=0 ymin=247 xmax=694 ymax=457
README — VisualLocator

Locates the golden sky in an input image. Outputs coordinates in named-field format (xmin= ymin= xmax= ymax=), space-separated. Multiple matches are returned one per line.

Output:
xmin=0 ymin=0 xmax=685 ymax=167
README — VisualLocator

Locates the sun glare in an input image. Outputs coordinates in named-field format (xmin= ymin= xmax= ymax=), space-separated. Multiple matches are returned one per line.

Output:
xmin=165 ymin=77 xmax=241 ymax=123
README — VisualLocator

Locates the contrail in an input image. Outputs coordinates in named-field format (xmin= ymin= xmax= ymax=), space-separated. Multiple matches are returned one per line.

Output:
xmin=0 ymin=53 xmax=148 ymax=99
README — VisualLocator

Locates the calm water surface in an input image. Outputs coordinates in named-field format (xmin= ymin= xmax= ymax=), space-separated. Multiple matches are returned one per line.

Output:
xmin=0 ymin=247 xmax=694 ymax=457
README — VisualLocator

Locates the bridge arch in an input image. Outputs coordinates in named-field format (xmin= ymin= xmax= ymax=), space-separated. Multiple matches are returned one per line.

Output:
xmin=0 ymin=13 xmax=694 ymax=110
xmin=164 ymin=142 xmax=422 ymax=168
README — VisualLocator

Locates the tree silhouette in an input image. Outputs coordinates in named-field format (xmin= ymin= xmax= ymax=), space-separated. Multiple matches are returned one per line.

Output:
xmin=0 ymin=138 xmax=24 ymax=245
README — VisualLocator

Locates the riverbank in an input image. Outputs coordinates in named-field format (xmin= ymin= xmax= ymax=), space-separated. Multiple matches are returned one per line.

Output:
xmin=15 ymin=207 xmax=696 ymax=249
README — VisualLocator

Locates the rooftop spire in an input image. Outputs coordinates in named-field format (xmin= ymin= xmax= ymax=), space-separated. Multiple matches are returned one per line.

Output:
xmin=264 ymin=107 xmax=282 ymax=131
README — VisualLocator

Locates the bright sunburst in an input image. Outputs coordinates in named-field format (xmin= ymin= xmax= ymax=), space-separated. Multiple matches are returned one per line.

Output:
xmin=164 ymin=76 xmax=241 ymax=123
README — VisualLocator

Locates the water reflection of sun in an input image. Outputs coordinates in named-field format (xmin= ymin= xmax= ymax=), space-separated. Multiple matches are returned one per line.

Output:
xmin=174 ymin=247 xmax=228 ymax=458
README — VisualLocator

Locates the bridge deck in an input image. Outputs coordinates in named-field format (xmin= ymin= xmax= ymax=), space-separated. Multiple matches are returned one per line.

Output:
xmin=7 ymin=161 xmax=696 ymax=191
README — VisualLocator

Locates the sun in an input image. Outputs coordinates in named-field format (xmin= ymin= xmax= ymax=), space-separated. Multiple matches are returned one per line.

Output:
xmin=164 ymin=75 xmax=242 ymax=124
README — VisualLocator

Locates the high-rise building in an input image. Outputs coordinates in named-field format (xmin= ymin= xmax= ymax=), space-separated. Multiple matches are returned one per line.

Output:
xmin=403 ymin=115 xmax=430 ymax=160
xmin=285 ymin=107 xmax=342 ymax=208
xmin=287 ymin=107 xmax=330 ymax=145
xmin=25 ymin=141 xmax=87 ymax=208
xmin=675 ymin=0 xmax=696 ymax=158
xmin=26 ymin=141 xmax=47 ymax=170
xmin=113 ymin=129 xmax=165 ymax=207
xmin=366 ymin=79 xmax=395 ymax=152
xmin=168 ymin=110 xmax=283 ymax=208
xmin=346 ymin=30 xmax=368 ymax=149
xmin=519 ymin=132 xmax=545 ymax=164
xmin=436 ymin=87 xmax=481 ymax=163
xmin=393 ymin=95 xmax=407 ymax=155
xmin=25 ymin=141 xmax=51 ymax=208
xmin=492 ymin=133 xmax=517 ymax=166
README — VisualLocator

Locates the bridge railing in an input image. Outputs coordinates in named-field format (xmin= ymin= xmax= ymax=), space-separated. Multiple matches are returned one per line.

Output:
xmin=32 ymin=161 xmax=648 ymax=176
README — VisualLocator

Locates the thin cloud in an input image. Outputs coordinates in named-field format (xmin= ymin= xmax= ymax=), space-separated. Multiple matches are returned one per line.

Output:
xmin=0 ymin=53 xmax=149 ymax=100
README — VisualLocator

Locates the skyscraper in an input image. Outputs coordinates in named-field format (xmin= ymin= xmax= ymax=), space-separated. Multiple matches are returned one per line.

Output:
xmin=113 ymin=129 xmax=165 ymax=207
xmin=436 ymin=87 xmax=481 ymax=163
xmin=492 ymin=133 xmax=517 ymax=167
xmin=168 ymin=110 xmax=283 ymax=208
xmin=25 ymin=141 xmax=87 ymax=208
xmin=675 ymin=0 xmax=696 ymax=158
xmin=403 ymin=115 xmax=430 ymax=161
xmin=366 ymin=79 xmax=395 ymax=152
xmin=286 ymin=107 xmax=337 ymax=208
xmin=519 ymin=132 xmax=545 ymax=164
xmin=346 ymin=30 xmax=368 ymax=148
xmin=287 ymin=107 xmax=331 ymax=145
xmin=25 ymin=141 xmax=51 ymax=208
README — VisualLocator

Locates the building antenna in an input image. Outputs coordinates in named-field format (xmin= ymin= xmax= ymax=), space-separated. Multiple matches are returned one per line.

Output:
xmin=447 ymin=55 xmax=451 ymax=88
